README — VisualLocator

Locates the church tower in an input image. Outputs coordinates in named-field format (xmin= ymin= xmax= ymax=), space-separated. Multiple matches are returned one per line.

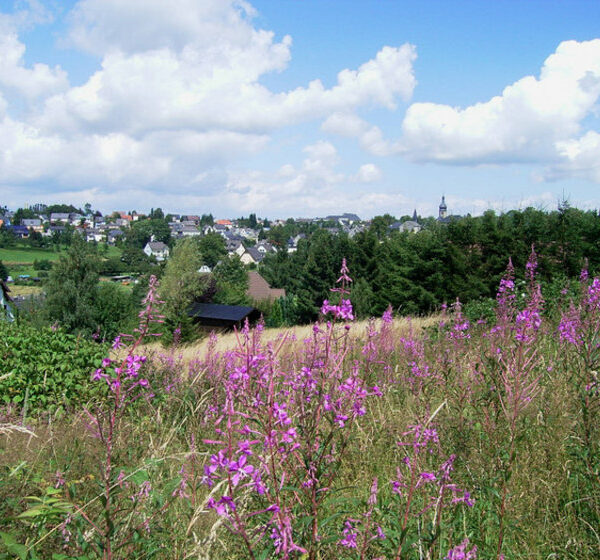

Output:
xmin=439 ymin=196 xmax=447 ymax=220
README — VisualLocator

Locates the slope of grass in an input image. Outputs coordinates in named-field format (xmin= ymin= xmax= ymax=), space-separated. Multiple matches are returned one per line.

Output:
xmin=0 ymin=247 xmax=64 ymax=264
xmin=1 ymin=284 xmax=599 ymax=559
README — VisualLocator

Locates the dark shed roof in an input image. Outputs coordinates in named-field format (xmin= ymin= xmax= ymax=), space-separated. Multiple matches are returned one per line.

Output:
xmin=188 ymin=302 xmax=260 ymax=329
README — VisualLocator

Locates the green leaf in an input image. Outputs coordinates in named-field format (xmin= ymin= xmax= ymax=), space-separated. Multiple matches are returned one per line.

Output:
xmin=129 ymin=469 xmax=149 ymax=486
xmin=0 ymin=532 xmax=16 ymax=546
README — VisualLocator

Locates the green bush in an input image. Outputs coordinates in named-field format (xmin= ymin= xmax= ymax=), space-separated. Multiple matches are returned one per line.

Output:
xmin=463 ymin=297 xmax=497 ymax=325
xmin=0 ymin=322 xmax=107 ymax=413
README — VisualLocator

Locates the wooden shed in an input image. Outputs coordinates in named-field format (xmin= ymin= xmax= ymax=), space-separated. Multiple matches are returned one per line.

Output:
xmin=187 ymin=302 xmax=260 ymax=331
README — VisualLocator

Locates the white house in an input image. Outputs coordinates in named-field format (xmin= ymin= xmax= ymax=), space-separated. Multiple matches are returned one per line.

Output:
xmin=144 ymin=241 xmax=170 ymax=261
xmin=240 ymin=247 xmax=264 ymax=266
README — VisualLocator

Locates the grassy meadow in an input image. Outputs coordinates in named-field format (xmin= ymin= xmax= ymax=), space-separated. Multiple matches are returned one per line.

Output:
xmin=0 ymin=247 xmax=64 ymax=265
xmin=0 ymin=245 xmax=121 ymax=268
xmin=1 ymin=262 xmax=599 ymax=559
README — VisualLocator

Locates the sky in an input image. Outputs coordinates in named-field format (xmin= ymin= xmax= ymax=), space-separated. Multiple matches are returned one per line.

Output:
xmin=1 ymin=0 xmax=600 ymax=219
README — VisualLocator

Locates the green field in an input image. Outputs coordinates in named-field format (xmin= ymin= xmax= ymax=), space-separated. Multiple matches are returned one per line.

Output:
xmin=0 ymin=247 xmax=64 ymax=264
xmin=0 ymin=245 xmax=121 ymax=263
xmin=1 ymin=245 xmax=122 ymax=278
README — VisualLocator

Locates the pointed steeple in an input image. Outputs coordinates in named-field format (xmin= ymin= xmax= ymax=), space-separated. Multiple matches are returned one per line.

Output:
xmin=412 ymin=209 xmax=418 ymax=222
xmin=439 ymin=196 xmax=447 ymax=219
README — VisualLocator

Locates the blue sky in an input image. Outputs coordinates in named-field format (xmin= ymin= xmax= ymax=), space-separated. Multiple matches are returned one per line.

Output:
xmin=1 ymin=0 xmax=600 ymax=219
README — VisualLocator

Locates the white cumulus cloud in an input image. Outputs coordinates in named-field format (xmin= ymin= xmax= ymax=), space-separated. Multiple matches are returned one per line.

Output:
xmin=0 ymin=0 xmax=418 ymax=214
xmin=400 ymin=39 xmax=600 ymax=164
xmin=355 ymin=163 xmax=382 ymax=183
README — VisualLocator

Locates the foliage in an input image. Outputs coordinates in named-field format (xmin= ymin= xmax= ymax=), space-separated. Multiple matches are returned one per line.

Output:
xmin=158 ymin=237 xmax=207 ymax=341
xmin=260 ymin=206 xmax=600 ymax=323
xmin=33 ymin=259 xmax=53 ymax=272
xmin=212 ymin=255 xmax=249 ymax=305
xmin=3 ymin=258 xmax=600 ymax=559
xmin=119 ymin=246 xmax=155 ymax=272
xmin=93 ymin=282 xmax=136 ymax=341
xmin=45 ymin=204 xmax=83 ymax=215
xmin=12 ymin=208 xmax=36 ymax=223
xmin=97 ymin=256 xmax=128 ymax=275
xmin=0 ymin=226 xmax=15 ymax=248
xmin=0 ymin=321 xmax=107 ymax=412
xmin=42 ymin=236 xmax=101 ymax=335
xmin=197 ymin=232 xmax=227 ymax=269
xmin=124 ymin=219 xmax=171 ymax=249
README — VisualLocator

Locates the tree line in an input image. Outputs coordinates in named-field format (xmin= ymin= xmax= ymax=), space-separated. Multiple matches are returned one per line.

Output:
xmin=260 ymin=205 xmax=600 ymax=322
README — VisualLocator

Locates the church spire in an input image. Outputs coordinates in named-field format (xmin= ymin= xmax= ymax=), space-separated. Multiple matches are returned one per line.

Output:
xmin=439 ymin=196 xmax=447 ymax=219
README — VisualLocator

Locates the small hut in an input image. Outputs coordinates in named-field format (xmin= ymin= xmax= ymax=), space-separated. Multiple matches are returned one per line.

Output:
xmin=187 ymin=302 xmax=260 ymax=332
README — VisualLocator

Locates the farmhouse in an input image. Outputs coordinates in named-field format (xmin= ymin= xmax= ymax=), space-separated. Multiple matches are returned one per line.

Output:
xmin=240 ymin=247 xmax=264 ymax=265
xmin=143 ymin=241 xmax=170 ymax=261
xmin=246 ymin=271 xmax=285 ymax=304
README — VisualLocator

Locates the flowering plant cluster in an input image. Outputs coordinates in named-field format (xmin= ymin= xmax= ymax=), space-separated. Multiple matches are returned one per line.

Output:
xmin=197 ymin=261 xmax=476 ymax=560
xmin=200 ymin=262 xmax=383 ymax=559
xmin=18 ymin=253 xmax=600 ymax=559
xmin=76 ymin=275 xmax=168 ymax=558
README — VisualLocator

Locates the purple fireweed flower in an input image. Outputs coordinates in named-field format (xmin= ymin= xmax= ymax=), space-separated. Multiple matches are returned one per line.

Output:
xmin=338 ymin=520 xmax=359 ymax=548
xmin=495 ymin=259 xmax=517 ymax=330
xmin=320 ymin=299 xmax=355 ymax=321
xmin=371 ymin=385 xmax=383 ymax=397
xmin=54 ymin=470 xmax=65 ymax=488
xmin=281 ymin=428 xmax=298 ymax=443
xmin=172 ymin=466 xmax=189 ymax=498
xmin=588 ymin=277 xmax=600 ymax=309
xmin=399 ymin=424 xmax=439 ymax=450
xmin=334 ymin=414 xmax=349 ymax=427
xmin=207 ymin=495 xmax=236 ymax=516
xmin=336 ymin=258 xmax=353 ymax=286
xmin=368 ymin=477 xmax=378 ymax=506
xmin=270 ymin=512 xmax=307 ymax=557
xmin=237 ymin=439 xmax=255 ymax=455
xmin=391 ymin=468 xmax=406 ymax=496
xmin=419 ymin=472 xmax=437 ymax=483
xmin=229 ymin=454 xmax=255 ymax=487
xmin=382 ymin=305 xmax=393 ymax=324
xmin=445 ymin=538 xmax=477 ymax=559
xmin=60 ymin=514 xmax=72 ymax=544
xmin=558 ymin=305 xmax=583 ymax=346
xmin=525 ymin=245 xmax=538 ymax=282
xmin=137 ymin=480 xmax=152 ymax=500
xmin=452 ymin=490 xmax=475 ymax=507
xmin=439 ymin=454 xmax=456 ymax=481
xmin=515 ymin=308 xmax=542 ymax=342
xmin=117 ymin=470 xmax=127 ymax=488
xmin=125 ymin=354 xmax=146 ymax=378
xmin=338 ymin=299 xmax=354 ymax=321
xmin=273 ymin=402 xmax=292 ymax=426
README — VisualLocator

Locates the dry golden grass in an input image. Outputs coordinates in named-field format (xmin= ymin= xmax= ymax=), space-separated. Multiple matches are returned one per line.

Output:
xmin=131 ymin=315 xmax=441 ymax=370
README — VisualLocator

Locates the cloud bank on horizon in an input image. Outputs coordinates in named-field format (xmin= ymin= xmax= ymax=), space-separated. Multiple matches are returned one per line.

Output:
xmin=1 ymin=0 xmax=600 ymax=217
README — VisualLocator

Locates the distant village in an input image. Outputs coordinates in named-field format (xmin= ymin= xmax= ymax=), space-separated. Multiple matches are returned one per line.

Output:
xmin=0 ymin=197 xmax=454 ymax=265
